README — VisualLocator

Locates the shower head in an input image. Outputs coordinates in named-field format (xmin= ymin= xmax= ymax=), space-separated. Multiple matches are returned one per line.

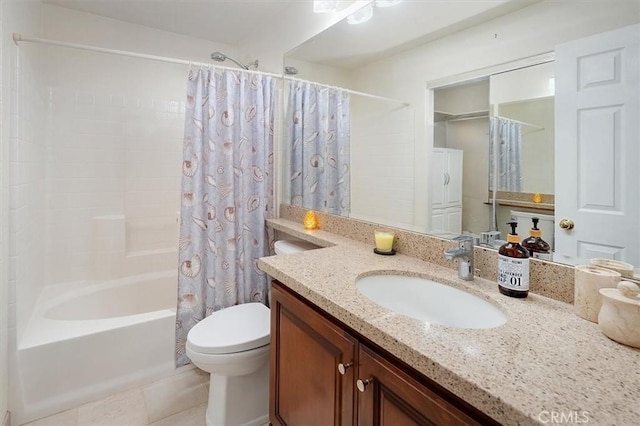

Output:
xmin=284 ymin=66 xmax=299 ymax=75
xmin=211 ymin=51 xmax=227 ymax=62
xmin=210 ymin=51 xmax=258 ymax=70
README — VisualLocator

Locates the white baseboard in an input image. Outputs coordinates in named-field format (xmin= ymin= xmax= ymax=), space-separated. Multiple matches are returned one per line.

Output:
xmin=3 ymin=411 xmax=10 ymax=426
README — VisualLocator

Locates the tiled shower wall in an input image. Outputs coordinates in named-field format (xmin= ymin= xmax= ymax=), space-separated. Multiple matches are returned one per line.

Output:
xmin=9 ymin=43 xmax=46 ymax=347
xmin=44 ymin=86 xmax=184 ymax=285
xmin=350 ymin=97 xmax=416 ymax=230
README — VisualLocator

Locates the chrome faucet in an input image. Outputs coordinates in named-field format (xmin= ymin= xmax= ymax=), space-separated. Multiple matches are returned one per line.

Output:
xmin=444 ymin=235 xmax=475 ymax=281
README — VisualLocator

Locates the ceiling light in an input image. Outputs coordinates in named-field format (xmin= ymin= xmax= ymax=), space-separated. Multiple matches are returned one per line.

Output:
xmin=313 ymin=0 xmax=338 ymax=13
xmin=347 ymin=4 xmax=373 ymax=25
xmin=375 ymin=0 xmax=402 ymax=7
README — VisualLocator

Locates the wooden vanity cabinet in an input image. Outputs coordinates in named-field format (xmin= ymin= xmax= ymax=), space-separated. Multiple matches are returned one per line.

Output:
xmin=270 ymin=281 xmax=357 ymax=426
xmin=270 ymin=281 xmax=495 ymax=426
xmin=357 ymin=345 xmax=480 ymax=426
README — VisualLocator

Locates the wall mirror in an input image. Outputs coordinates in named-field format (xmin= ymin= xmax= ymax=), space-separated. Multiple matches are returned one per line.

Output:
xmin=281 ymin=0 xmax=640 ymax=268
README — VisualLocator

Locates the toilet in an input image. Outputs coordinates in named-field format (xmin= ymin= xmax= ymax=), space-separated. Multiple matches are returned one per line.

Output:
xmin=186 ymin=239 xmax=316 ymax=426
xmin=186 ymin=303 xmax=270 ymax=426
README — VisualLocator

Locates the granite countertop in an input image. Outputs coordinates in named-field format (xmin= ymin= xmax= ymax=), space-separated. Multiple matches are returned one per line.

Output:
xmin=258 ymin=219 xmax=640 ymax=426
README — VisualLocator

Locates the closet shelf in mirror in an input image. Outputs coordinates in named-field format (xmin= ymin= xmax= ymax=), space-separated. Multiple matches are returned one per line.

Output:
xmin=486 ymin=191 xmax=555 ymax=212
xmin=434 ymin=109 xmax=488 ymax=122
xmin=494 ymin=199 xmax=554 ymax=212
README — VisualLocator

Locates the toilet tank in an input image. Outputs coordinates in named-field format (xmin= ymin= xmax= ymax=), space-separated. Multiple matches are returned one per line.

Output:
xmin=510 ymin=210 xmax=555 ymax=251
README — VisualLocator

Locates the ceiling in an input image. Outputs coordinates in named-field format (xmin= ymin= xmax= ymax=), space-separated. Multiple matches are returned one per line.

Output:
xmin=45 ymin=0 xmax=299 ymax=44
xmin=44 ymin=0 xmax=541 ymax=68
xmin=288 ymin=0 xmax=541 ymax=69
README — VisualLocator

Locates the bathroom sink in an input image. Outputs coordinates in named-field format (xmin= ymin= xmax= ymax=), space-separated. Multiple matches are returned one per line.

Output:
xmin=356 ymin=275 xmax=507 ymax=329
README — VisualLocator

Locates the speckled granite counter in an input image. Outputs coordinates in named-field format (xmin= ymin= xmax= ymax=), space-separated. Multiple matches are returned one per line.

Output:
xmin=258 ymin=219 xmax=640 ymax=426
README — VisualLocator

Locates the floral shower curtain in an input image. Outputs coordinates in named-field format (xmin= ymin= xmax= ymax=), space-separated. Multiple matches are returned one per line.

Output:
xmin=175 ymin=68 xmax=275 ymax=366
xmin=289 ymin=81 xmax=350 ymax=215
xmin=489 ymin=117 xmax=523 ymax=192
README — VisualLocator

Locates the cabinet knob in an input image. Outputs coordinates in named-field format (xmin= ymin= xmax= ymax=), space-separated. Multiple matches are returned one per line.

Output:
xmin=357 ymin=378 xmax=372 ymax=392
xmin=337 ymin=362 xmax=352 ymax=375
xmin=559 ymin=219 xmax=574 ymax=230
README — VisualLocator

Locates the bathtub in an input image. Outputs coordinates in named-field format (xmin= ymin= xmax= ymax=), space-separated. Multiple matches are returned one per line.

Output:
xmin=14 ymin=270 xmax=179 ymax=424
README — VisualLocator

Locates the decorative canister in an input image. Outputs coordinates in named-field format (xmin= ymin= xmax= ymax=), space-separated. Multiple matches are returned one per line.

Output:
xmin=598 ymin=281 xmax=640 ymax=349
xmin=590 ymin=258 xmax=635 ymax=279
xmin=574 ymin=265 xmax=621 ymax=322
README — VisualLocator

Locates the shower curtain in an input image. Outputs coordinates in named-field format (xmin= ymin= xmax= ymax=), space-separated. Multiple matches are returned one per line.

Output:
xmin=288 ymin=80 xmax=350 ymax=215
xmin=175 ymin=68 xmax=275 ymax=366
xmin=489 ymin=117 xmax=523 ymax=192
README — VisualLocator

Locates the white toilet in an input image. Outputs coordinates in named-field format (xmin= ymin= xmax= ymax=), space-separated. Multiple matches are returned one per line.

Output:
xmin=186 ymin=303 xmax=271 ymax=426
xmin=186 ymin=239 xmax=316 ymax=426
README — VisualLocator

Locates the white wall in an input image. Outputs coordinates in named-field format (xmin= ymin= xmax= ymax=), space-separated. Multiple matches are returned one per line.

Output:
xmin=2 ymin=0 xmax=44 ymax=422
xmin=351 ymin=0 xmax=640 ymax=231
xmin=0 ymin=1 xmax=7 ymax=420
xmin=500 ymin=97 xmax=555 ymax=194
xmin=238 ymin=1 xmax=371 ymax=73
xmin=285 ymin=57 xmax=353 ymax=88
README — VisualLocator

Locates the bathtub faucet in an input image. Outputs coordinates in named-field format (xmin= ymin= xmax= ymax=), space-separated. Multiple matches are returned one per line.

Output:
xmin=444 ymin=235 xmax=476 ymax=281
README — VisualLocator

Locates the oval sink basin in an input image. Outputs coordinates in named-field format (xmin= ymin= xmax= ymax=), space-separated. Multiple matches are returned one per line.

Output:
xmin=356 ymin=275 xmax=506 ymax=329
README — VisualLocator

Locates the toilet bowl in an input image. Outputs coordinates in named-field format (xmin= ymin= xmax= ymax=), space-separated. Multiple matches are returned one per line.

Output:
xmin=186 ymin=302 xmax=270 ymax=426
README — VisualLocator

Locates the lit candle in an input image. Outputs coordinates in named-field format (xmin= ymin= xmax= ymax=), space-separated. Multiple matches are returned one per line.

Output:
xmin=374 ymin=231 xmax=395 ymax=252
xmin=303 ymin=210 xmax=318 ymax=230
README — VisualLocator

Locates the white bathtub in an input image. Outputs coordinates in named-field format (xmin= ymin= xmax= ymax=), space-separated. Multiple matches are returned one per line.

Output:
xmin=14 ymin=270 xmax=179 ymax=424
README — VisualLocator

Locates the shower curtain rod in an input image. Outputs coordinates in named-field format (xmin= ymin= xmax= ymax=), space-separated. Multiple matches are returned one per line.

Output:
xmin=12 ymin=33 xmax=411 ymax=107
xmin=494 ymin=115 xmax=544 ymax=131
xmin=12 ymin=33 xmax=282 ymax=78
xmin=284 ymin=76 xmax=410 ymax=107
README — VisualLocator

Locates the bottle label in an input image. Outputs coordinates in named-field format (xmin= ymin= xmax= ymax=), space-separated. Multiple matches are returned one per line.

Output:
xmin=498 ymin=254 xmax=529 ymax=291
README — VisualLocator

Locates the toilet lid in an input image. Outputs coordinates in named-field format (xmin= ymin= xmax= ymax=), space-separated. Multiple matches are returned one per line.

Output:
xmin=187 ymin=303 xmax=270 ymax=355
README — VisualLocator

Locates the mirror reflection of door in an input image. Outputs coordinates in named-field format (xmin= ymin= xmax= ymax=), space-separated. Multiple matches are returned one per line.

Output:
xmin=555 ymin=24 xmax=640 ymax=265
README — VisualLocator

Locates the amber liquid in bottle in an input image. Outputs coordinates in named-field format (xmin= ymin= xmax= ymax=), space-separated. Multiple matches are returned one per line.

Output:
xmin=498 ymin=222 xmax=530 ymax=298
xmin=522 ymin=218 xmax=551 ymax=260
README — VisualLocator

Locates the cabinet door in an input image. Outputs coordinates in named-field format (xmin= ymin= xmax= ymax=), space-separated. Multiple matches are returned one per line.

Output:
xmin=430 ymin=208 xmax=445 ymax=232
xmin=270 ymin=282 xmax=357 ymax=426
xmin=444 ymin=207 xmax=462 ymax=234
xmin=444 ymin=149 xmax=463 ymax=208
xmin=430 ymin=149 xmax=446 ymax=209
xmin=357 ymin=345 xmax=480 ymax=426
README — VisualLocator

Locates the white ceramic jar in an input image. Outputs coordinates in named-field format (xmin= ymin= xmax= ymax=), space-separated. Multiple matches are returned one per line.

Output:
xmin=598 ymin=281 xmax=640 ymax=348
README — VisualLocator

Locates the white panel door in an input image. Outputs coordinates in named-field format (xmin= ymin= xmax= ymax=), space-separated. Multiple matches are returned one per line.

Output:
xmin=444 ymin=149 xmax=463 ymax=207
xmin=555 ymin=24 xmax=639 ymax=264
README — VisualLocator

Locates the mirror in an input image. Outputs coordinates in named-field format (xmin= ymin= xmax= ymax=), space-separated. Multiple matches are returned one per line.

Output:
xmin=282 ymin=1 xmax=640 ymax=267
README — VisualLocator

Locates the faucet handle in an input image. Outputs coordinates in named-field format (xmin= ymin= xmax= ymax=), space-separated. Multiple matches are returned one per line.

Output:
xmin=452 ymin=235 xmax=477 ymax=249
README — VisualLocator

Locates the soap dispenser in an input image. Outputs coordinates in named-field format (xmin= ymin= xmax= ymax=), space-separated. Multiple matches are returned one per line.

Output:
xmin=498 ymin=221 xmax=530 ymax=298
xmin=522 ymin=217 xmax=552 ymax=261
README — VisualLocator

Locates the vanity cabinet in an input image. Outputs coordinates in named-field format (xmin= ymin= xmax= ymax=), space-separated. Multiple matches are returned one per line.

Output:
xmin=270 ymin=281 xmax=495 ymax=426
xmin=270 ymin=280 xmax=357 ymax=425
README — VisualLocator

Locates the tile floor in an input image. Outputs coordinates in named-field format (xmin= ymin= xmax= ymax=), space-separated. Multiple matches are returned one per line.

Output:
xmin=20 ymin=369 xmax=270 ymax=426
xmin=22 ymin=388 xmax=207 ymax=426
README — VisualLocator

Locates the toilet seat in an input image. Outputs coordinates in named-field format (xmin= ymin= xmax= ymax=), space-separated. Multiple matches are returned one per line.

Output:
xmin=187 ymin=302 xmax=270 ymax=355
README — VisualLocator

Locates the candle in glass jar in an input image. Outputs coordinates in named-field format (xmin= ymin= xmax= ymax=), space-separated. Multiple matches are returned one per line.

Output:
xmin=374 ymin=231 xmax=395 ymax=252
